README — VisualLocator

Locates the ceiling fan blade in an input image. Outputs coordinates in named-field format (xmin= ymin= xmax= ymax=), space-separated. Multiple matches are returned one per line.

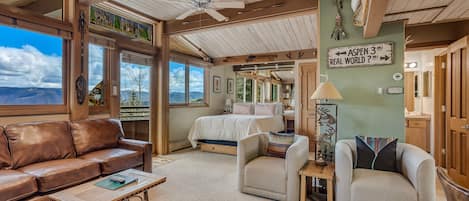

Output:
xmin=176 ymin=9 xmax=198 ymax=20
xmin=211 ymin=1 xmax=245 ymax=9
xmin=205 ymin=9 xmax=227 ymax=21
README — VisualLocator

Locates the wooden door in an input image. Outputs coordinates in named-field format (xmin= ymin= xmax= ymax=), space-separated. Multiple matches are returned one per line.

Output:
xmin=297 ymin=62 xmax=317 ymax=152
xmin=446 ymin=36 xmax=469 ymax=188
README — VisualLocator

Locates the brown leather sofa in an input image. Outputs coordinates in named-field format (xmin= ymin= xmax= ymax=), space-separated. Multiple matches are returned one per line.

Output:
xmin=0 ymin=119 xmax=152 ymax=201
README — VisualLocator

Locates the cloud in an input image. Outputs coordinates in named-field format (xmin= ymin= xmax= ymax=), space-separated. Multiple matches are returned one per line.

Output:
xmin=120 ymin=62 xmax=151 ymax=93
xmin=88 ymin=44 xmax=104 ymax=89
xmin=169 ymin=63 xmax=206 ymax=93
xmin=0 ymin=45 xmax=62 ymax=88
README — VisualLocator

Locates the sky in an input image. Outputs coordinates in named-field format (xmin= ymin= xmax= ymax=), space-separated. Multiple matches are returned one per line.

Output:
xmin=0 ymin=25 xmax=63 ymax=89
xmin=169 ymin=61 xmax=204 ymax=94
xmin=0 ymin=24 xmax=204 ymax=97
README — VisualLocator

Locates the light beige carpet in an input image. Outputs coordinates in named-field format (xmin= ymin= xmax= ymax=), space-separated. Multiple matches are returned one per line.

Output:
xmin=146 ymin=149 xmax=270 ymax=201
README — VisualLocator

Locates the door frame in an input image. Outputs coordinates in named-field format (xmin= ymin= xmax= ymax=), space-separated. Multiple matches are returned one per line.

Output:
xmin=434 ymin=50 xmax=447 ymax=167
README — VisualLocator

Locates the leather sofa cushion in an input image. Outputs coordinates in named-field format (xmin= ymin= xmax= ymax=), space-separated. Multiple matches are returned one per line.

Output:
xmin=71 ymin=119 xmax=124 ymax=156
xmin=80 ymin=148 xmax=143 ymax=175
xmin=351 ymin=168 xmax=417 ymax=201
xmin=0 ymin=170 xmax=37 ymax=201
xmin=244 ymin=156 xmax=287 ymax=194
xmin=5 ymin=121 xmax=75 ymax=169
xmin=19 ymin=159 xmax=100 ymax=192
xmin=0 ymin=127 xmax=11 ymax=168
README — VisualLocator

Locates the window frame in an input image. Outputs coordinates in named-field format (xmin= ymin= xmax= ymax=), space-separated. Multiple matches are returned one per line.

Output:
xmin=169 ymin=58 xmax=210 ymax=108
xmin=88 ymin=43 xmax=111 ymax=115
xmin=235 ymin=76 xmax=254 ymax=103
xmin=0 ymin=30 xmax=69 ymax=117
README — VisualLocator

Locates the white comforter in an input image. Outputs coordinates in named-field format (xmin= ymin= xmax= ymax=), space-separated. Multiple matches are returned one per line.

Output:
xmin=188 ymin=114 xmax=284 ymax=148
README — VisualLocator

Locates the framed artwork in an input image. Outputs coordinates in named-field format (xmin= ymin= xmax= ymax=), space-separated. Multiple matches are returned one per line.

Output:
xmin=227 ymin=79 xmax=234 ymax=94
xmin=213 ymin=76 xmax=222 ymax=93
xmin=316 ymin=103 xmax=338 ymax=162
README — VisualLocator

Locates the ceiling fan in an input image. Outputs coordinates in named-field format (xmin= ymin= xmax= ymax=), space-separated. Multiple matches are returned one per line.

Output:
xmin=166 ymin=0 xmax=245 ymax=22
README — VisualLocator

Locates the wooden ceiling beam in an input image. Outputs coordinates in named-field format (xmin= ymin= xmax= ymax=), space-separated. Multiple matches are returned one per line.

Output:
xmin=174 ymin=35 xmax=212 ymax=62
xmin=405 ymin=20 xmax=469 ymax=50
xmin=363 ymin=0 xmax=389 ymax=38
xmin=165 ymin=0 xmax=318 ymax=35
xmin=213 ymin=49 xmax=317 ymax=66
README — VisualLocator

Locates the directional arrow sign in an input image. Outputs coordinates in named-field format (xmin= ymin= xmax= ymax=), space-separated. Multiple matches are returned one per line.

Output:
xmin=328 ymin=42 xmax=393 ymax=68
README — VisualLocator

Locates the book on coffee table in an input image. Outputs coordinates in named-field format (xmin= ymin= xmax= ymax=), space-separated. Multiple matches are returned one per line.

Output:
xmin=95 ymin=174 xmax=137 ymax=190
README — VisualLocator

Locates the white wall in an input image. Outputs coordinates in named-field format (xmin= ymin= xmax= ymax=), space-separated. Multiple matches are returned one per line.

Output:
xmin=169 ymin=65 xmax=235 ymax=151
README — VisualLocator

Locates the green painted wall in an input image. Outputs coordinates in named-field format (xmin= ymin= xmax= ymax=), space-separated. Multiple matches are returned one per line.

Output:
xmin=319 ymin=0 xmax=405 ymax=140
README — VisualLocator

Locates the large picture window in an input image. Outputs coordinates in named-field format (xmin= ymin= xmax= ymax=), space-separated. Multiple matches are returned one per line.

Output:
xmin=236 ymin=77 xmax=253 ymax=103
xmin=169 ymin=61 xmax=208 ymax=106
xmin=0 ymin=25 xmax=64 ymax=106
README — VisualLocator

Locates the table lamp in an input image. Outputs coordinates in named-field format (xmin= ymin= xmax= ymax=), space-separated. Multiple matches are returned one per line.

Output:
xmin=311 ymin=81 xmax=343 ymax=166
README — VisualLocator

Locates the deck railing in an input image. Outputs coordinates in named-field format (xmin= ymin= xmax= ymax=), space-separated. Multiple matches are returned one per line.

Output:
xmin=119 ymin=106 xmax=150 ymax=121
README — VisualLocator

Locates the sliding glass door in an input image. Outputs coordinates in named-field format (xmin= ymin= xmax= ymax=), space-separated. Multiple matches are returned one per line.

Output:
xmin=119 ymin=51 xmax=153 ymax=141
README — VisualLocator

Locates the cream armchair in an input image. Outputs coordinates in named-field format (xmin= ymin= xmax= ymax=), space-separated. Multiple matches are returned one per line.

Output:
xmin=335 ymin=140 xmax=436 ymax=201
xmin=237 ymin=133 xmax=309 ymax=201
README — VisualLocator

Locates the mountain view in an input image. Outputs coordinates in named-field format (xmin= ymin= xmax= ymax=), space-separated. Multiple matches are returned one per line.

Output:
xmin=0 ymin=87 xmax=63 ymax=105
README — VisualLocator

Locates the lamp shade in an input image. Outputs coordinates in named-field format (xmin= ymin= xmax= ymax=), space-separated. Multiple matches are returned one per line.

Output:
xmin=310 ymin=81 xmax=343 ymax=100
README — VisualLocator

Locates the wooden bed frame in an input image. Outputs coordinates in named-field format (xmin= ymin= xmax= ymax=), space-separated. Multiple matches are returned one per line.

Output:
xmin=200 ymin=143 xmax=237 ymax=155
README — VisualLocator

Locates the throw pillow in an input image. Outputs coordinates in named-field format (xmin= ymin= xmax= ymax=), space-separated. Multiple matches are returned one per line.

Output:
xmin=266 ymin=132 xmax=295 ymax=158
xmin=355 ymin=136 xmax=398 ymax=172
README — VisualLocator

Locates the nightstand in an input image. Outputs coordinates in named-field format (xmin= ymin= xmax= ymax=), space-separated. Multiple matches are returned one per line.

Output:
xmin=299 ymin=160 xmax=335 ymax=201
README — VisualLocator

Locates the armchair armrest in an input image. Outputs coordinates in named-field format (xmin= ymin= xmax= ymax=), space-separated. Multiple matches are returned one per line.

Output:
xmin=237 ymin=133 xmax=266 ymax=191
xmin=285 ymin=135 xmax=309 ymax=201
xmin=335 ymin=140 xmax=355 ymax=201
xmin=400 ymin=143 xmax=436 ymax=201
xmin=118 ymin=138 xmax=152 ymax=173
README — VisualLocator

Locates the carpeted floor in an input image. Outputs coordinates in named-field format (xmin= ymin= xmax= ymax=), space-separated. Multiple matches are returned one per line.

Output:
xmin=146 ymin=149 xmax=270 ymax=201
xmin=142 ymin=149 xmax=447 ymax=201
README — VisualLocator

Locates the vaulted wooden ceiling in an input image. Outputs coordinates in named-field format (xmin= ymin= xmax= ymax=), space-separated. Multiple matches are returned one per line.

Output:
xmin=384 ymin=0 xmax=469 ymax=25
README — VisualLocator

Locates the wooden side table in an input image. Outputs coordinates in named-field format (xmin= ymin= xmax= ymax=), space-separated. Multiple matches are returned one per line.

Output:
xmin=299 ymin=160 xmax=335 ymax=201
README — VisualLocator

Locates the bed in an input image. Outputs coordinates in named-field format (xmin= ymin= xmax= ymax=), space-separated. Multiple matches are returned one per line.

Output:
xmin=187 ymin=103 xmax=285 ymax=154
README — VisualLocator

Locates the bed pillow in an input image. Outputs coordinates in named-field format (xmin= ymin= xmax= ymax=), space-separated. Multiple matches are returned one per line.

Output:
xmin=255 ymin=104 xmax=277 ymax=116
xmin=233 ymin=103 xmax=253 ymax=114
xmin=266 ymin=132 xmax=295 ymax=158
xmin=355 ymin=136 xmax=398 ymax=172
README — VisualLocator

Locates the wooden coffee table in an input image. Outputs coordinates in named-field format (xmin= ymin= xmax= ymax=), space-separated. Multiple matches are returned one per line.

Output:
xmin=50 ymin=169 xmax=166 ymax=201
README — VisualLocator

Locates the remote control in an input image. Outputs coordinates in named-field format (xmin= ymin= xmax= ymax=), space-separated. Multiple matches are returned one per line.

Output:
xmin=109 ymin=176 xmax=126 ymax=184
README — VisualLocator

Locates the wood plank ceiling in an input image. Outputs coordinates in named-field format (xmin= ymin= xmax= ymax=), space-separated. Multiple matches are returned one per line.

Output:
xmin=175 ymin=14 xmax=317 ymax=58
xmin=384 ymin=0 xmax=469 ymax=25
xmin=110 ymin=0 xmax=263 ymax=21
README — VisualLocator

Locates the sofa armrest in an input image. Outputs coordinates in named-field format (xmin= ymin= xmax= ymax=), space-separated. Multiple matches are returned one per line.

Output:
xmin=118 ymin=138 xmax=152 ymax=173
xmin=400 ymin=143 xmax=436 ymax=201
xmin=237 ymin=133 xmax=265 ymax=191
xmin=285 ymin=135 xmax=309 ymax=201
xmin=335 ymin=140 xmax=355 ymax=201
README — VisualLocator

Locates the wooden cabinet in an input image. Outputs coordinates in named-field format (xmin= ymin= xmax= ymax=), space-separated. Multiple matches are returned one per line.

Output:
xmin=405 ymin=116 xmax=430 ymax=152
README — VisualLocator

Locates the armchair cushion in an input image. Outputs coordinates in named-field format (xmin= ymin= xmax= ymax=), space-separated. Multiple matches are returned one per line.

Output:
xmin=244 ymin=156 xmax=286 ymax=194
xmin=351 ymin=168 xmax=417 ymax=201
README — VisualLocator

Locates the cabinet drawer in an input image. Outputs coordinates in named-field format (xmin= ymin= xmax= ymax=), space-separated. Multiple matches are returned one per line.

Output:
xmin=408 ymin=120 xmax=427 ymax=128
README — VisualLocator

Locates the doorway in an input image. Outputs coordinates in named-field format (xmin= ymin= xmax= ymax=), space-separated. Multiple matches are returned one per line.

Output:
xmin=296 ymin=62 xmax=318 ymax=152
xmin=119 ymin=50 xmax=153 ymax=142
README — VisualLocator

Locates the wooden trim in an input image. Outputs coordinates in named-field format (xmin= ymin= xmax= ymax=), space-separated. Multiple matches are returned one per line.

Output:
xmin=172 ymin=35 xmax=212 ymax=61
xmin=434 ymin=54 xmax=447 ymax=167
xmin=213 ymin=49 xmax=317 ymax=66
xmin=155 ymin=22 xmax=170 ymax=155
xmin=385 ymin=5 xmax=447 ymax=17
xmin=0 ymin=4 xmax=72 ymax=33
xmin=200 ymin=143 xmax=237 ymax=155
xmin=406 ymin=41 xmax=452 ymax=51
xmin=165 ymin=0 xmax=318 ymax=35
xmin=363 ymin=0 xmax=389 ymax=38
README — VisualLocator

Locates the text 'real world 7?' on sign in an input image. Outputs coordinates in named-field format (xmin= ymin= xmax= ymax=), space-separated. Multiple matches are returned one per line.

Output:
xmin=328 ymin=42 xmax=393 ymax=68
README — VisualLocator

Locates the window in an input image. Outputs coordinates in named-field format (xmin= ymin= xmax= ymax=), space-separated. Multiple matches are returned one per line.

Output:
xmin=272 ymin=84 xmax=279 ymax=102
xmin=236 ymin=77 xmax=253 ymax=103
xmin=189 ymin=65 xmax=205 ymax=104
xmin=88 ymin=44 xmax=106 ymax=107
xmin=120 ymin=57 xmax=151 ymax=107
xmin=169 ymin=61 xmax=186 ymax=104
xmin=169 ymin=61 xmax=208 ymax=106
xmin=0 ymin=25 xmax=64 ymax=106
